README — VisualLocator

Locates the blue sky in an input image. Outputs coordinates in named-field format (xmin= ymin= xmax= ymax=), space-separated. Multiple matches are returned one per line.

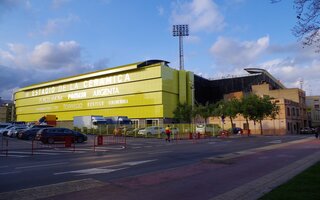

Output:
xmin=1 ymin=0 xmax=319 ymax=100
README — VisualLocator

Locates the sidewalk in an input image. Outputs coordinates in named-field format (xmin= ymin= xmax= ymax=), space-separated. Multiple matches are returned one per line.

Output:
xmin=210 ymin=148 xmax=320 ymax=200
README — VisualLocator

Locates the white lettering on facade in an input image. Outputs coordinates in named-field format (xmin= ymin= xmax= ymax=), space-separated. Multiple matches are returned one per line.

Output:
xmin=63 ymin=103 xmax=83 ymax=109
xmin=87 ymin=101 xmax=104 ymax=107
xmin=28 ymin=73 xmax=131 ymax=97
xmin=67 ymin=92 xmax=87 ymax=100
xmin=93 ymin=87 xmax=119 ymax=97
xmin=39 ymin=95 xmax=63 ymax=103
xmin=108 ymin=99 xmax=128 ymax=105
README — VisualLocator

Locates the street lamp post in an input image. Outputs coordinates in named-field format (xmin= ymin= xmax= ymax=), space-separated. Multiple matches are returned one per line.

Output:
xmin=172 ymin=24 xmax=189 ymax=70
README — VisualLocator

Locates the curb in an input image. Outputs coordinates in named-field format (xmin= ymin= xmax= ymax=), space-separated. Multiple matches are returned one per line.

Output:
xmin=209 ymin=150 xmax=320 ymax=200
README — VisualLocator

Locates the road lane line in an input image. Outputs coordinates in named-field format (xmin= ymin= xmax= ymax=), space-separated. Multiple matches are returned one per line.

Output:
xmin=8 ymin=151 xmax=60 ymax=155
xmin=54 ymin=159 xmax=157 ymax=176
xmin=148 ymin=151 xmax=171 ymax=154
xmin=0 ymin=171 xmax=22 ymax=175
xmin=0 ymin=154 xmax=28 ymax=158
xmin=15 ymin=162 xmax=68 ymax=169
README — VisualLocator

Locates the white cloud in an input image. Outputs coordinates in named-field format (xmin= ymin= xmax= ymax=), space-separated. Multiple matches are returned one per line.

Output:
xmin=171 ymin=0 xmax=225 ymax=33
xmin=0 ymin=41 xmax=83 ymax=70
xmin=0 ymin=41 xmax=109 ymax=99
xmin=157 ymin=6 xmax=164 ymax=16
xmin=51 ymin=0 xmax=71 ymax=9
xmin=41 ymin=14 xmax=79 ymax=36
xmin=256 ymin=58 xmax=320 ymax=95
xmin=210 ymin=36 xmax=270 ymax=67
xmin=30 ymin=41 xmax=82 ymax=69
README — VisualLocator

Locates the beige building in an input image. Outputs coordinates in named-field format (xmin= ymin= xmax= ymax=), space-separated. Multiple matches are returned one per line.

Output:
xmin=209 ymin=83 xmax=307 ymax=135
xmin=306 ymin=96 xmax=320 ymax=127
xmin=0 ymin=102 xmax=14 ymax=123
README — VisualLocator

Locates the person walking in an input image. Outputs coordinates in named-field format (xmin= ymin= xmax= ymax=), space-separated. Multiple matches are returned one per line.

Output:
xmin=165 ymin=125 xmax=171 ymax=142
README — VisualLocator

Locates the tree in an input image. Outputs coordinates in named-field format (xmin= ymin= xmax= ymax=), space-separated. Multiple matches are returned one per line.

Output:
xmin=214 ymin=98 xmax=241 ymax=130
xmin=271 ymin=0 xmax=320 ymax=51
xmin=192 ymin=102 xmax=215 ymax=125
xmin=239 ymin=94 xmax=256 ymax=130
xmin=173 ymin=103 xmax=193 ymax=123
xmin=240 ymin=94 xmax=280 ymax=134
xmin=255 ymin=96 xmax=280 ymax=135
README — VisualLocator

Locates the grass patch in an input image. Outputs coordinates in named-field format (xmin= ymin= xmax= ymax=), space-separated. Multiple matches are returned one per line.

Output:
xmin=259 ymin=161 xmax=320 ymax=200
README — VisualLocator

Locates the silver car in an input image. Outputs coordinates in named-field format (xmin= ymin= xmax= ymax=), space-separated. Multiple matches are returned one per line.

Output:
xmin=138 ymin=126 xmax=165 ymax=136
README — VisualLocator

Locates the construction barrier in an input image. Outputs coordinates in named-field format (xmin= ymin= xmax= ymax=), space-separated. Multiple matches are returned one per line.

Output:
xmin=93 ymin=134 xmax=127 ymax=152
xmin=31 ymin=136 xmax=76 ymax=156
xmin=1 ymin=137 xmax=8 ymax=157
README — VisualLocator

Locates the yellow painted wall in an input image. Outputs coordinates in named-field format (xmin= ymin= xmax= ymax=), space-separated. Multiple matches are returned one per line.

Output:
xmin=15 ymin=61 xmax=194 ymax=122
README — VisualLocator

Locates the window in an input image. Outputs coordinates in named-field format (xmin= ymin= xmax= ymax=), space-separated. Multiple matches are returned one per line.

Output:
xmin=315 ymin=105 xmax=319 ymax=109
xmin=292 ymin=108 xmax=295 ymax=116
xmin=287 ymin=107 xmax=290 ymax=116
xmin=296 ymin=108 xmax=299 ymax=116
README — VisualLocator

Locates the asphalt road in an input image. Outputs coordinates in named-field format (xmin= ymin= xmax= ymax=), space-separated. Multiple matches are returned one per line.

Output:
xmin=0 ymin=134 xmax=319 ymax=200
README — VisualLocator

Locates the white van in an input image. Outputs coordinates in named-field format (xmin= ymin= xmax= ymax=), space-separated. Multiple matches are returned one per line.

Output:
xmin=196 ymin=124 xmax=220 ymax=136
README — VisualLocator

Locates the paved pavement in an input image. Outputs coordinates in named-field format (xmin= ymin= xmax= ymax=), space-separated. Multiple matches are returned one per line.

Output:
xmin=0 ymin=136 xmax=319 ymax=200
xmin=210 ymin=138 xmax=320 ymax=200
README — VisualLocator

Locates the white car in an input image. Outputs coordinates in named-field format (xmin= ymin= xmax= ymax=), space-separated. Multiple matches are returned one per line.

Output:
xmin=7 ymin=126 xmax=27 ymax=138
xmin=170 ymin=127 xmax=179 ymax=135
xmin=196 ymin=124 xmax=218 ymax=135
xmin=1 ymin=125 xmax=14 ymax=136
xmin=138 ymin=126 xmax=165 ymax=136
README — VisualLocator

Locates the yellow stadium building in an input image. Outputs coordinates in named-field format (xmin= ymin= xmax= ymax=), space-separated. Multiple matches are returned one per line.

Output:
xmin=15 ymin=60 xmax=194 ymax=128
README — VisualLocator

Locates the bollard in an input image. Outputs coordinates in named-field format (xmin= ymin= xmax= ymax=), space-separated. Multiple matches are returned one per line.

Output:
xmin=97 ymin=135 xmax=103 ymax=145
xmin=65 ymin=136 xmax=72 ymax=148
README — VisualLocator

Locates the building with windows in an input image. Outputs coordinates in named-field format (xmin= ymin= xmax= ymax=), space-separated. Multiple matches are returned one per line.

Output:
xmin=306 ymin=96 xmax=320 ymax=127
xmin=0 ymin=98 xmax=14 ymax=123
xmin=15 ymin=60 xmax=308 ymax=134
xmin=15 ymin=60 xmax=193 ymax=128
xmin=208 ymin=83 xmax=307 ymax=135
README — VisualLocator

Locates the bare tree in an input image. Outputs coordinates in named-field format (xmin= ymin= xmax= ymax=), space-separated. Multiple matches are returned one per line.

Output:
xmin=271 ymin=0 xmax=320 ymax=51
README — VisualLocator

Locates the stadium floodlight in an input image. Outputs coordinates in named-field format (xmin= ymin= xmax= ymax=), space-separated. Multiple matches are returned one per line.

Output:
xmin=172 ymin=24 xmax=189 ymax=70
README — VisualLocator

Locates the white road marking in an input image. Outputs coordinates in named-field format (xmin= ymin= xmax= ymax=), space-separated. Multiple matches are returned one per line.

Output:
xmin=54 ymin=159 xmax=157 ymax=176
xmin=0 ymin=154 xmax=29 ymax=158
xmin=16 ymin=162 xmax=68 ymax=169
xmin=9 ymin=151 xmax=60 ymax=155
xmin=148 ymin=151 xmax=171 ymax=154
xmin=37 ymin=149 xmax=85 ymax=153
xmin=267 ymin=140 xmax=282 ymax=144
xmin=0 ymin=171 xmax=22 ymax=175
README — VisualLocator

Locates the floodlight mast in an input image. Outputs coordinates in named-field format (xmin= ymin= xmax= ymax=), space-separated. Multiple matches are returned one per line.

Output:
xmin=173 ymin=24 xmax=189 ymax=70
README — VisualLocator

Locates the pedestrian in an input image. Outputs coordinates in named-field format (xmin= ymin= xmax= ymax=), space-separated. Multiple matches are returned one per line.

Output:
xmin=165 ymin=125 xmax=171 ymax=142
xmin=315 ymin=127 xmax=319 ymax=139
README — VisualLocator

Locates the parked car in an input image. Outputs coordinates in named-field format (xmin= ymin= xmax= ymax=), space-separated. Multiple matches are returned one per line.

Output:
xmin=35 ymin=128 xmax=87 ymax=144
xmin=126 ymin=127 xmax=144 ymax=136
xmin=300 ymin=127 xmax=315 ymax=134
xmin=138 ymin=126 xmax=165 ymax=136
xmin=0 ymin=123 xmax=11 ymax=131
xmin=170 ymin=127 xmax=179 ymax=135
xmin=2 ymin=125 xmax=26 ymax=137
xmin=18 ymin=128 xmax=42 ymax=140
xmin=231 ymin=127 xmax=243 ymax=134
xmin=0 ymin=125 xmax=14 ymax=136
xmin=7 ymin=126 xmax=27 ymax=138
xmin=196 ymin=124 xmax=220 ymax=135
